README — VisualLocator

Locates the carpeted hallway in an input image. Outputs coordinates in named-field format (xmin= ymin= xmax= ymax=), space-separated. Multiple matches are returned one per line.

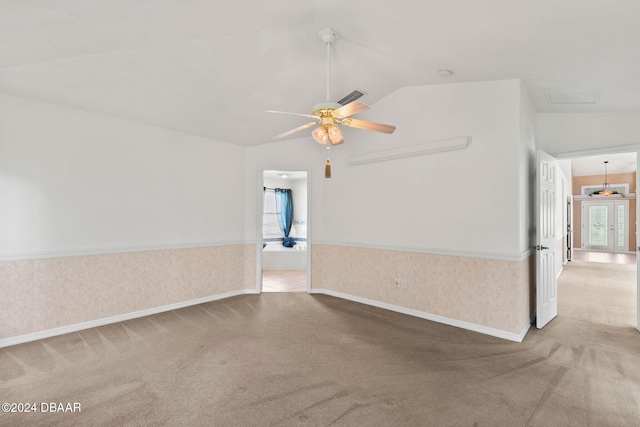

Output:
xmin=1 ymin=261 xmax=638 ymax=426
xmin=558 ymin=260 xmax=637 ymax=328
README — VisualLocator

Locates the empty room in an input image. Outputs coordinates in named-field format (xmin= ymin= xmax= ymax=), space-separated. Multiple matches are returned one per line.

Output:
xmin=1 ymin=1 xmax=640 ymax=425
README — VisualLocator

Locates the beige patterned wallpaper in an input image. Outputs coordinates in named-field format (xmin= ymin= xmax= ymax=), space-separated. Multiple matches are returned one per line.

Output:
xmin=2 ymin=242 xmax=533 ymax=342
xmin=1 ymin=245 xmax=256 ymax=340
xmin=311 ymin=245 xmax=535 ymax=335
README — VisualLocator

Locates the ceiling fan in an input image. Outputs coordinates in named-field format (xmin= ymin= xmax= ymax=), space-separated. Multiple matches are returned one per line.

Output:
xmin=268 ymin=28 xmax=396 ymax=146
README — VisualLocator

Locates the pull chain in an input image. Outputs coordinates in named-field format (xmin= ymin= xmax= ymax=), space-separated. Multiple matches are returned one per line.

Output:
xmin=325 ymin=147 xmax=331 ymax=178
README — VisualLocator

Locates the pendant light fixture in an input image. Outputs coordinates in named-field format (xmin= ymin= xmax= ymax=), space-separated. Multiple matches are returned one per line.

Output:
xmin=598 ymin=160 xmax=614 ymax=195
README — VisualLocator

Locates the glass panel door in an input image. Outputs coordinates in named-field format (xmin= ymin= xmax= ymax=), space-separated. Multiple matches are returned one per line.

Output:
xmin=588 ymin=205 xmax=609 ymax=248
xmin=582 ymin=200 xmax=629 ymax=252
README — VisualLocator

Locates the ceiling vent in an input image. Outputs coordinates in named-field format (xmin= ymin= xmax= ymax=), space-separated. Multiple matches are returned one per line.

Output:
xmin=545 ymin=91 xmax=599 ymax=104
xmin=337 ymin=90 xmax=366 ymax=105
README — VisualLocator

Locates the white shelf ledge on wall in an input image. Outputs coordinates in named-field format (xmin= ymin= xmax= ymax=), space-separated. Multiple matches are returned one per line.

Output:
xmin=347 ymin=136 xmax=472 ymax=166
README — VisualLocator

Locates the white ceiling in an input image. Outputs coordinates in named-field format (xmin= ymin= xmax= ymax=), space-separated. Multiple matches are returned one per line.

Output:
xmin=570 ymin=153 xmax=637 ymax=177
xmin=2 ymin=0 xmax=640 ymax=153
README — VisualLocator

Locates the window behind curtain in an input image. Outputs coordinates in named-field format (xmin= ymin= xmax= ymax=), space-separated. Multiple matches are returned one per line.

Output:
xmin=263 ymin=190 xmax=281 ymax=238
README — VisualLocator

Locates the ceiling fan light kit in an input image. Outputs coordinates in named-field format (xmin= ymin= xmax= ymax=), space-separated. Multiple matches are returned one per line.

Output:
xmin=312 ymin=126 xmax=328 ymax=144
xmin=268 ymin=27 xmax=396 ymax=177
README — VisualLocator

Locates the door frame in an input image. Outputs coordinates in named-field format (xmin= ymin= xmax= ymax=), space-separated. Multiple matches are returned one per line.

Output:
xmin=255 ymin=166 xmax=312 ymax=293
xmin=550 ymin=145 xmax=639 ymax=332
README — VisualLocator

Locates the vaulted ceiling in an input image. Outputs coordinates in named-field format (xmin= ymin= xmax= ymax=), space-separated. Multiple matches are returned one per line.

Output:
xmin=2 ymin=1 xmax=640 ymax=149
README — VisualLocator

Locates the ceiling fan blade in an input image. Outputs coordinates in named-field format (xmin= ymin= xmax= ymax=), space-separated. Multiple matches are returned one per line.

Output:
xmin=272 ymin=121 xmax=319 ymax=139
xmin=267 ymin=110 xmax=319 ymax=120
xmin=332 ymin=101 xmax=370 ymax=119
xmin=341 ymin=118 xmax=396 ymax=134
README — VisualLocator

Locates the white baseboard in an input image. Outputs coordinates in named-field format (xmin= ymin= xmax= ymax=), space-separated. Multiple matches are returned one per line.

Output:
xmin=0 ymin=289 xmax=258 ymax=348
xmin=2 ymin=288 xmax=532 ymax=348
xmin=310 ymin=289 xmax=530 ymax=343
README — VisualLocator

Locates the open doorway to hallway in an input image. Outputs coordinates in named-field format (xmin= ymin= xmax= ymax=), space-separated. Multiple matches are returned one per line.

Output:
xmin=261 ymin=170 xmax=309 ymax=293
xmin=564 ymin=152 xmax=637 ymax=259
xmin=559 ymin=152 xmax=637 ymax=326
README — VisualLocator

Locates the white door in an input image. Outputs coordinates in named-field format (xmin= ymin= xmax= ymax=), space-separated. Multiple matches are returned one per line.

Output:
xmin=581 ymin=200 xmax=629 ymax=253
xmin=536 ymin=150 xmax=559 ymax=328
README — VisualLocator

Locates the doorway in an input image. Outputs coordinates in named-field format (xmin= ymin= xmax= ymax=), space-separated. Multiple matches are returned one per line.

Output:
xmin=554 ymin=149 xmax=638 ymax=331
xmin=259 ymin=169 xmax=310 ymax=293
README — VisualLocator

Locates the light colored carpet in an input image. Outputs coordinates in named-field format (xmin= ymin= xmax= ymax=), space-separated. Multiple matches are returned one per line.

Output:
xmin=558 ymin=260 xmax=637 ymax=327
xmin=1 ymin=262 xmax=639 ymax=426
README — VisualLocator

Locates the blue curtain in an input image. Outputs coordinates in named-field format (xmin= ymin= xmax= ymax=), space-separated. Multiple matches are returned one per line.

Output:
xmin=275 ymin=188 xmax=295 ymax=247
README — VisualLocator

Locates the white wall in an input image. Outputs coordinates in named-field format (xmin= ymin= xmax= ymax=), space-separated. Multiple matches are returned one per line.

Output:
xmin=0 ymin=94 xmax=246 ymax=258
xmin=322 ymin=80 xmax=523 ymax=256
xmin=519 ymin=81 xmax=537 ymax=253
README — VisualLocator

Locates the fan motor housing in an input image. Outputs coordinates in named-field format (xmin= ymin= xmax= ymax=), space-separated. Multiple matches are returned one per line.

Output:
xmin=313 ymin=102 xmax=342 ymax=112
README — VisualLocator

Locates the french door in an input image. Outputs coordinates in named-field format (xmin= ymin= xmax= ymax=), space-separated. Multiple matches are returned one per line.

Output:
xmin=582 ymin=200 xmax=629 ymax=252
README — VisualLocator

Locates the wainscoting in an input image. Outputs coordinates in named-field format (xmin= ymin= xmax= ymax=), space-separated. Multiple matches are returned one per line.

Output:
xmin=311 ymin=244 xmax=535 ymax=340
xmin=0 ymin=244 xmax=257 ymax=344
xmin=3 ymin=242 xmax=535 ymax=346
